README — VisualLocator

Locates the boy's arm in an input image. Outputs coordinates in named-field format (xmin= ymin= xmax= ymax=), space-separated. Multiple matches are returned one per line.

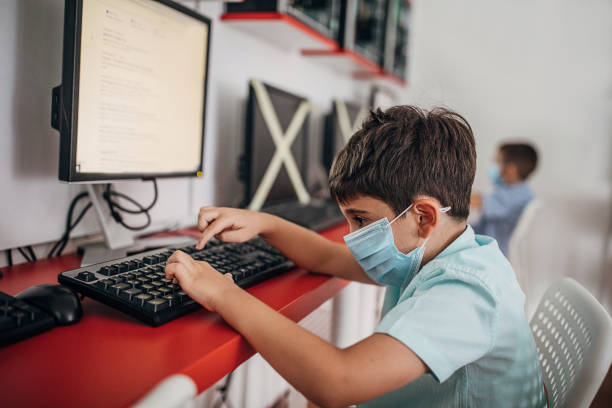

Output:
xmin=196 ymin=207 xmax=376 ymax=284
xmin=479 ymin=190 xmax=515 ymax=220
xmin=165 ymin=253 xmax=426 ymax=407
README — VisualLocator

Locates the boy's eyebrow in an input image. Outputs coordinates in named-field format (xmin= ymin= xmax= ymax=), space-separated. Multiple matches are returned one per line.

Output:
xmin=344 ymin=208 xmax=370 ymax=215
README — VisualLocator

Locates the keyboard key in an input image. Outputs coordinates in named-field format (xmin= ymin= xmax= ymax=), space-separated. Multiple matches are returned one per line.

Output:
xmin=98 ymin=266 xmax=113 ymax=276
xmin=96 ymin=279 xmax=114 ymax=291
xmin=127 ymin=260 xmax=140 ymax=270
xmin=111 ymin=276 xmax=125 ymax=284
xmin=158 ymin=287 xmax=172 ymax=296
xmin=123 ymin=273 xmax=136 ymax=280
xmin=139 ymin=283 xmax=155 ymax=292
xmin=116 ymin=263 xmax=128 ymax=273
xmin=0 ymin=315 xmax=15 ymax=330
xmin=175 ymin=290 xmax=190 ymax=303
xmin=150 ymin=281 xmax=164 ymax=288
xmin=119 ymin=288 xmax=142 ymax=302
xmin=0 ymin=303 xmax=14 ymax=315
xmin=110 ymin=283 xmax=130 ymax=296
xmin=148 ymin=290 xmax=162 ymax=298
xmin=11 ymin=311 xmax=26 ymax=326
xmin=162 ymin=294 xmax=176 ymax=307
xmin=142 ymin=256 xmax=155 ymax=265
xmin=137 ymin=277 xmax=150 ymax=284
xmin=134 ymin=293 xmax=152 ymax=307
xmin=144 ymin=298 xmax=168 ymax=313
xmin=74 ymin=271 xmax=96 ymax=283
xmin=125 ymin=279 xmax=140 ymax=288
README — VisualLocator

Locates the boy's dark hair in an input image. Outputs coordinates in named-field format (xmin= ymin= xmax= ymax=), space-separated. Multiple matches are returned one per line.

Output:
xmin=329 ymin=106 xmax=476 ymax=220
xmin=499 ymin=143 xmax=538 ymax=180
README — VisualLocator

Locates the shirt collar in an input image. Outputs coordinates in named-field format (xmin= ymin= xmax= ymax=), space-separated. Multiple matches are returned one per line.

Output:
xmin=434 ymin=225 xmax=478 ymax=260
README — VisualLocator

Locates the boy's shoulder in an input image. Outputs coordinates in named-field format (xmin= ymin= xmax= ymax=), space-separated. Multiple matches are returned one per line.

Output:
xmin=414 ymin=226 xmax=517 ymax=302
xmin=491 ymin=181 xmax=534 ymax=202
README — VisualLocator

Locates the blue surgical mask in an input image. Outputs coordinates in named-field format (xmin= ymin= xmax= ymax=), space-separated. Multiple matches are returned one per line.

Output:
xmin=344 ymin=204 xmax=451 ymax=288
xmin=487 ymin=163 xmax=503 ymax=185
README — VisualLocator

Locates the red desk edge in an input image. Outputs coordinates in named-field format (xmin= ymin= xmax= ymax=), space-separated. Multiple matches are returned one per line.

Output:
xmin=0 ymin=224 xmax=350 ymax=408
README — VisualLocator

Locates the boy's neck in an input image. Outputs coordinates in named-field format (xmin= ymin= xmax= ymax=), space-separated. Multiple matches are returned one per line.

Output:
xmin=422 ymin=221 xmax=468 ymax=265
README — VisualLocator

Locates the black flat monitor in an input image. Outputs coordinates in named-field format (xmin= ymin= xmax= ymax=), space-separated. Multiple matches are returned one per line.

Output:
xmin=52 ymin=0 xmax=211 ymax=182
xmin=322 ymin=99 xmax=367 ymax=172
xmin=242 ymin=81 xmax=309 ymax=208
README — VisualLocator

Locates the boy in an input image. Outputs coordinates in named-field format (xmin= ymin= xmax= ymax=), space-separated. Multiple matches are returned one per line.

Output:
xmin=165 ymin=106 xmax=546 ymax=407
xmin=472 ymin=143 xmax=538 ymax=256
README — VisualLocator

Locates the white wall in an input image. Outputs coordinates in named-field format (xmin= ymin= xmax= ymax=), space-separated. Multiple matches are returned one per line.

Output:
xmin=405 ymin=0 xmax=612 ymax=314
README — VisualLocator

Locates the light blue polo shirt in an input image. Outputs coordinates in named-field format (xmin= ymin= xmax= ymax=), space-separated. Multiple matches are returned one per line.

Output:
xmin=473 ymin=181 xmax=534 ymax=255
xmin=360 ymin=225 xmax=546 ymax=408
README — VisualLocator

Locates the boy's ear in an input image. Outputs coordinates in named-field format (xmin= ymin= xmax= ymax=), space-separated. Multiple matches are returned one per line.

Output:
xmin=413 ymin=199 xmax=439 ymax=239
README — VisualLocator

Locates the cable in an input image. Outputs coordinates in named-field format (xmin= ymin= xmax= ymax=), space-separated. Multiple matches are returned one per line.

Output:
xmin=26 ymin=246 xmax=37 ymax=261
xmin=5 ymin=249 xmax=12 ymax=267
xmin=47 ymin=192 xmax=93 ymax=258
xmin=55 ymin=202 xmax=93 ymax=257
xmin=102 ymin=179 xmax=157 ymax=231
xmin=17 ymin=247 xmax=32 ymax=263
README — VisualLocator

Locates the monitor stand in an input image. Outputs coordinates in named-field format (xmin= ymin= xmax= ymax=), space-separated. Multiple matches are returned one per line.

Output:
xmin=80 ymin=185 xmax=193 ymax=266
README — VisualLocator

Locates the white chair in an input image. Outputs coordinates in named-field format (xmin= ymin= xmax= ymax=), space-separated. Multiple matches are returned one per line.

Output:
xmin=530 ymin=278 xmax=612 ymax=408
xmin=508 ymin=199 xmax=543 ymax=293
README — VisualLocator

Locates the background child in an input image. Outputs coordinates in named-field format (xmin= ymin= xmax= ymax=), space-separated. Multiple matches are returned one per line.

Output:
xmin=165 ymin=107 xmax=546 ymax=407
xmin=472 ymin=143 xmax=539 ymax=256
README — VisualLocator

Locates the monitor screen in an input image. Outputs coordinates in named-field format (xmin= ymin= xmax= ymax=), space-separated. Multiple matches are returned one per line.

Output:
xmin=322 ymin=99 xmax=367 ymax=172
xmin=54 ymin=0 xmax=210 ymax=181
xmin=243 ymin=81 xmax=309 ymax=208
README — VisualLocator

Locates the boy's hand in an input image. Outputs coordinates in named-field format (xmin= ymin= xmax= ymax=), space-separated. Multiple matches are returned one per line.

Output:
xmin=165 ymin=250 xmax=236 ymax=311
xmin=196 ymin=207 xmax=270 ymax=250
xmin=470 ymin=193 xmax=483 ymax=209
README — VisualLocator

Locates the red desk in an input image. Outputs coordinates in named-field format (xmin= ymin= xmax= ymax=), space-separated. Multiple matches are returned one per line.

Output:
xmin=0 ymin=224 xmax=349 ymax=408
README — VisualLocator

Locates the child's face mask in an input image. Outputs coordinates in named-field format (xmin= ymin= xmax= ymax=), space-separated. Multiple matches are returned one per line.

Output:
xmin=488 ymin=163 xmax=503 ymax=185
xmin=343 ymin=204 xmax=451 ymax=287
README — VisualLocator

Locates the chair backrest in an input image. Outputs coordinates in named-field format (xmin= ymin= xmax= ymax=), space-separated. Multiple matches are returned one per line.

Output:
xmin=530 ymin=278 xmax=612 ymax=408
xmin=509 ymin=199 xmax=543 ymax=291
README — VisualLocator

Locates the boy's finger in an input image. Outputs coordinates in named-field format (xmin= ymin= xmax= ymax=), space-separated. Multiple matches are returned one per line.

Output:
xmin=165 ymin=262 xmax=188 ymax=282
xmin=197 ymin=209 xmax=220 ymax=232
xmin=166 ymin=249 xmax=189 ymax=265
xmin=196 ymin=217 xmax=233 ymax=249
xmin=217 ymin=228 xmax=248 ymax=243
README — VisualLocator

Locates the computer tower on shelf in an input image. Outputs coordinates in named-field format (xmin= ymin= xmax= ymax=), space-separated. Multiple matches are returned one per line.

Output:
xmin=226 ymin=0 xmax=342 ymax=41
xmin=382 ymin=0 xmax=410 ymax=80
xmin=339 ymin=0 xmax=388 ymax=66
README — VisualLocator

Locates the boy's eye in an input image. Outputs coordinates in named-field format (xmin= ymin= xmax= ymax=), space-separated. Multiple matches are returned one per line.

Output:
xmin=353 ymin=216 xmax=367 ymax=227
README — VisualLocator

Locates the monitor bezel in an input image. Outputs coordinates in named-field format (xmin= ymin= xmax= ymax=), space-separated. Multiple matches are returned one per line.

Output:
xmin=57 ymin=0 xmax=211 ymax=182
xmin=242 ymin=80 xmax=310 ymax=208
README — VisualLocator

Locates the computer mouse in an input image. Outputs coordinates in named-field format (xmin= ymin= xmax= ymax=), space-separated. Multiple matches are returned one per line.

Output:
xmin=16 ymin=284 xmax=82 ymax=325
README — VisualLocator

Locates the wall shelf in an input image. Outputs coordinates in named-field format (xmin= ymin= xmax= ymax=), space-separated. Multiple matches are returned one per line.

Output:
xmin=300 ymin=49 xmax=379 ymax=76
xmin=353 ymin=69 xmax=407 ymax=87
xmin=220 ymin=12 xmax=406 ymax=87
xmin=220 ymin=12 xmax=338 ymax=52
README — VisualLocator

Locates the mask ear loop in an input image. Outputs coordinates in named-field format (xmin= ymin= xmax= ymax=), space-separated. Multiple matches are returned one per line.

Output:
xmin=390 ymin=203 xmax=413 ymax=225
xmin=393 ymin=205 xmax=452 ymax=247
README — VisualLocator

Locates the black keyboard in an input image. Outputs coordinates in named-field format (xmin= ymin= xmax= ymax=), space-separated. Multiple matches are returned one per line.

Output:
xmin=0 ymin=291 xmax=55 ymax=347
xmin=58 ymin=237 xmax=294 ymax=326
xmin=264 ymin=200 xmax=345 ymax=231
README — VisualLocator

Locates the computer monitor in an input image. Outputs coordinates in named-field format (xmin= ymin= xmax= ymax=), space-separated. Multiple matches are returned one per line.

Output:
xmin=52 ymin=0 xmax=211 ymax=182
xmin=322 ymin=99 xmax=368 ymax=172
xmin=242 ymin=80 xmax=310 ymax=209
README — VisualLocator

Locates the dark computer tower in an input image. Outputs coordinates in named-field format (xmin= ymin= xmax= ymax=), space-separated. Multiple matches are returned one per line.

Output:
xmin=382 ymin=0 xmax=410 ymax=80
xmin=226 ymin=0 xmax=342 ymax=41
